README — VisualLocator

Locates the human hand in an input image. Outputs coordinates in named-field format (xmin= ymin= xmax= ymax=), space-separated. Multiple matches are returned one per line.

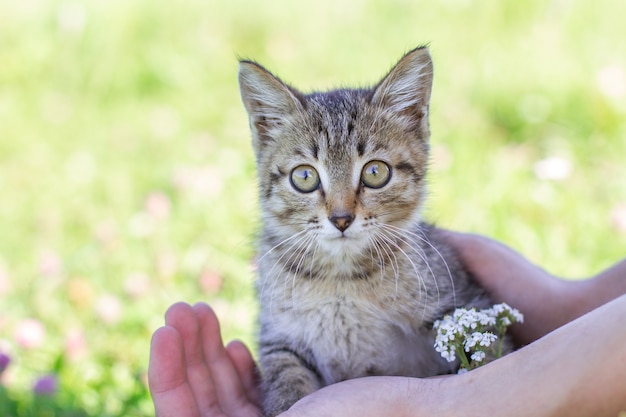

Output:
xmin=442 ymin=230 xmax=579 ymax=345
xmin=277 ymin=376 xmax=445 ymax=417
xmin=148 ymin=302 xmax=261 ymax=417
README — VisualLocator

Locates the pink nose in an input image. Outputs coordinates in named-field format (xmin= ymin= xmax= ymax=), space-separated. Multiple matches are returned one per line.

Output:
xmin=329 ymin=214 xmax=354 ymax=232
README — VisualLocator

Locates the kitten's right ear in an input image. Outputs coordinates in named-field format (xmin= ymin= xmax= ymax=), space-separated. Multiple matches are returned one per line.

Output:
xmin=238 ymin=61 xmax=304 ymax=151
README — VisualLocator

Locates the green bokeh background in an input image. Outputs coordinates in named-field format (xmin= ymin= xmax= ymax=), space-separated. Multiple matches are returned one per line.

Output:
xmin=1 ymin=0 xmax=625 ymax=415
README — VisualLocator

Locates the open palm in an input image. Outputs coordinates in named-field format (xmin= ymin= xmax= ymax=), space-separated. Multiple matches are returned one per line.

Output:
xmin=148 ymin=302 xmax=261 ymax=417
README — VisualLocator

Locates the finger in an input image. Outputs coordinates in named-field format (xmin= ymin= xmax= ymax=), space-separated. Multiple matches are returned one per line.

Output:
xmin=165 ymin=302 xmax=218 ymax=414
xmin=226 ymin=340 xmax=262 ymax=407
xmin=194 ymin=303 xmax=261 ymax=417
xmin=441 ymin=230 xmax=529 ymax=270
xmin=439 ymin=231 xmax=533 ymax=285
xmin=149 ymin=326 xmax=201 ymax=417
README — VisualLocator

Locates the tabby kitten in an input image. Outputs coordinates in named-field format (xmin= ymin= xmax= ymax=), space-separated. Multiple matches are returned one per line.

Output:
xmin=239 ymin=47 xmax=506 ymax=417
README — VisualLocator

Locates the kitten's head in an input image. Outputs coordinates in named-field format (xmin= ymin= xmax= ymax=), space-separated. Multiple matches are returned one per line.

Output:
xmin=239 ymin=47 xmax=433 ymax=262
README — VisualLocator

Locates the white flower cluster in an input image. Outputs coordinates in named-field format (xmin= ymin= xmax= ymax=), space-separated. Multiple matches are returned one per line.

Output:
xmin=433 ymin=303 xmax=523 ymax=372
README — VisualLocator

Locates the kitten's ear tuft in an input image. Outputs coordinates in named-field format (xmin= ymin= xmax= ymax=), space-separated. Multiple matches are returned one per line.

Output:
xmin=370 ymin=47 xmax=433 ymax=127
xmin=238 ymin=61 xmax=304 ymax=151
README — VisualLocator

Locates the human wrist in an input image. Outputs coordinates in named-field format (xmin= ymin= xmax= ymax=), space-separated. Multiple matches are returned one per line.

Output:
xmin=530 ymin=276 xmax=586 ymax=338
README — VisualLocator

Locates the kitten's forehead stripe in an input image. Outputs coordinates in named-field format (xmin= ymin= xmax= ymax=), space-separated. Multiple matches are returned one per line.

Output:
xmin=347 ymin=121 xmax=355 ymax=136
xmin=372 ymin=143 xmax=388 ymax=152
xmin=395 ymin=162 xmax=415 ymax=172
xmin=311 ymin=143 xmax=319 ymax=160
xmin=357 ymin=140 xmax=366 ymax=157
xmin=306 ymin=89 xmax=368 ymax=150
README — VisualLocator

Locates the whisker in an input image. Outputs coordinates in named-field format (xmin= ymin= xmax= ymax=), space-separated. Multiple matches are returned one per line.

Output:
xmin=290 ymin=234 xmax=317 ymax=310
xmin=377 ymin=224 xmax=439 ymax=319
xmin=366 ymin=235 xmax=385 ymax=282
xmin=374 ymin=226 xmax=428 ymax=316
xmin=371 ymin=231 xmax=400 ymax=297
xmin=411 ymin=227 xmax=456 ymax=308
xmin=257 ymin=229 xmax=310 ymax=263
xmin=274 ymin=220 xmax=316 ymax=227
xmin=308 ymin=239 xmax=321 ymax=281
xmin=378 ymin=225 xmax=439 ymax=295
xmin=388 ymin=224 xmax=457 ymax=309
xmin=260 ymin=231 xmax=312 ymax=314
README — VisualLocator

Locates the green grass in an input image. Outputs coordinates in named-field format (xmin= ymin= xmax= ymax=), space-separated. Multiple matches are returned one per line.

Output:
xmin=1 ymin=0 xmax=625 ymax=415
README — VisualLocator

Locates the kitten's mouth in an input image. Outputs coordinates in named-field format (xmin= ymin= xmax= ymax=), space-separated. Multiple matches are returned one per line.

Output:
xmin=326 ymin=231 xmax=360 ymax=244
xmin=330 ymin=230 xmax=352 ymax=240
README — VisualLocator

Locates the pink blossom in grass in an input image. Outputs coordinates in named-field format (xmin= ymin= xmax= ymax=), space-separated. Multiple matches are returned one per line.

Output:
xmin=611 ymin=203 xmax=626 ymax=234
xmin=124 ymin=272 xmax=151 ymax=299
xmin=0 ymin=259 xmax=10 ymax=295
xmin=199 ymin=269 xmax=222 ymax=294
xmin=94 ymin=219 xmax=119 ymax=248
xmin=172 ymin=165 xmax=223 ymax=198
xmin=64 ymin=328 xmax=87 ymax=361
xmin=145 ymin=192 xmax=171 ymax=221
xmin=14 ymin=319 xmax=46 ymax=349
xmin=94 ymin=294 xmax=122 ymax=325
xmin=38 ymin=249 xmax=63 ymax=278
xmin=33 ymin=374 xmax=58 ymax=396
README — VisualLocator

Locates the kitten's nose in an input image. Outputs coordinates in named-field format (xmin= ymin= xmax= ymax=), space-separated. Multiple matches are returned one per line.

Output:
xmin=329 ymin=214 xmax=354 ymax=232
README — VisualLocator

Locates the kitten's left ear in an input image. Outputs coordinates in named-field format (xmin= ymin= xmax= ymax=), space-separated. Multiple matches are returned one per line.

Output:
xmin=370 ymin=47 xmax=433 ymax=128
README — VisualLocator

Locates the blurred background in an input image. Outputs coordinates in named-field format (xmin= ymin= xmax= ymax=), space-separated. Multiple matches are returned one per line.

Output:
xmin=1 ymin=0 xmax=625 ymax=415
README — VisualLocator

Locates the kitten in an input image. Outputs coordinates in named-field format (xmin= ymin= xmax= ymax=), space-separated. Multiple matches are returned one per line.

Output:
xmin=238 ymin=46 xmax=508 ymax=416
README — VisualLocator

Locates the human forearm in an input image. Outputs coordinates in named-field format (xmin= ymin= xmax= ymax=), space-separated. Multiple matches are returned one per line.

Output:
xmin=441 ymin=294 xmax=626 ymax=417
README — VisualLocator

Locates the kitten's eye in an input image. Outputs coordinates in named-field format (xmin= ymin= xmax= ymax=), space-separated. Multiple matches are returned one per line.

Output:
xmin=361 ymin=160 xmax=391 ymax=189
xmin=290 ymin=165 xmax=320 ymax=193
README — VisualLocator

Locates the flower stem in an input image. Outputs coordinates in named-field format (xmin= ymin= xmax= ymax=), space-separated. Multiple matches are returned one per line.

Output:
xmin=458 ymin=350 xmax=472 ymax=371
